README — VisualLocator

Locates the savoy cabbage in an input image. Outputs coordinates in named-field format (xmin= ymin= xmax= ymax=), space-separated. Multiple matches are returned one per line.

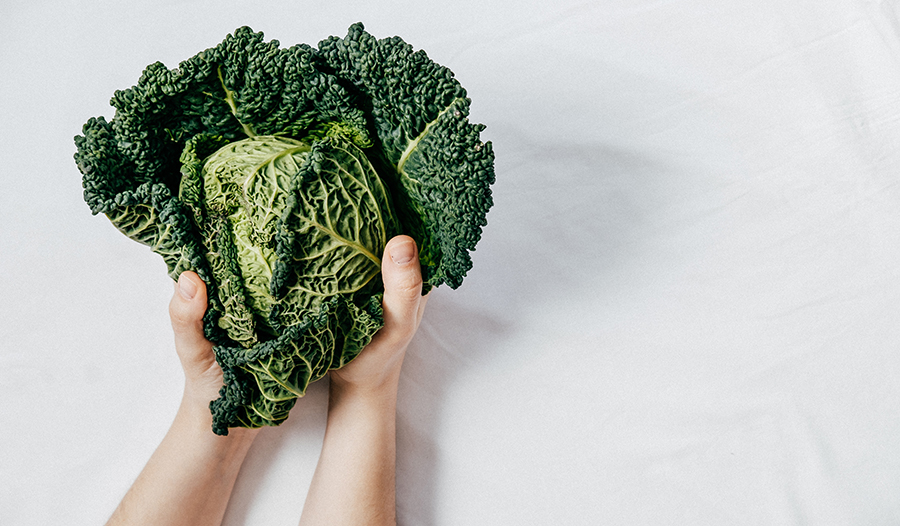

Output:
xmin=74 ymin=24 xmax=495 ymax=435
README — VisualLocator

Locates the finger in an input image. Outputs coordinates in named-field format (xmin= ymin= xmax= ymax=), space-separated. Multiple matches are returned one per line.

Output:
xmin=169 ymin=271 xmax=213 ymax=361
xmin=380 ymin=235 xmax=423 ymax=345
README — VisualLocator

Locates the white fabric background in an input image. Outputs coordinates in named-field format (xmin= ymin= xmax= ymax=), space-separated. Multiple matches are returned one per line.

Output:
xmin=3 ymin=0 xmax=900 ymax=524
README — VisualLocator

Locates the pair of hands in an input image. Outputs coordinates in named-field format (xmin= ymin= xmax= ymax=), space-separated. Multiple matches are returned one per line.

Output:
xmin=169 ymin=235 xmax=429 ymax=416
xmin=105 ymin=235 xmax=428 ymax=526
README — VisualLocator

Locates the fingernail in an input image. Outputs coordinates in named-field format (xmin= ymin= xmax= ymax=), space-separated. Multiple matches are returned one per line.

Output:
xmin=389 ymin=240 xmax=416 ymax=266
xmin=178 ymin=274 xmax=197 ymax=300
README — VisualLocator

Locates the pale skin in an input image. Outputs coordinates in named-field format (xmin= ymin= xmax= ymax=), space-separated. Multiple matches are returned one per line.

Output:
xmin=106 ymin=235 xmax=428 ymax=526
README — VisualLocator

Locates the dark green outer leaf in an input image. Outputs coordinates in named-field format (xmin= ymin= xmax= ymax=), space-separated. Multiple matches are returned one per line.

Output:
xmin=317 ymin=23 xmax=496 ymax=288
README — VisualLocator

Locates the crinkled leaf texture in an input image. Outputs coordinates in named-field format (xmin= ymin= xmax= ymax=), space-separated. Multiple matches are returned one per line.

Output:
xmin=74 ymin=23 xmax=495 ymax=435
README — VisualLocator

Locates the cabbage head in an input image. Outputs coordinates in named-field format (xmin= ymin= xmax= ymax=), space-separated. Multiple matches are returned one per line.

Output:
xmin=74 ymin=24 xmax=495 ymax=434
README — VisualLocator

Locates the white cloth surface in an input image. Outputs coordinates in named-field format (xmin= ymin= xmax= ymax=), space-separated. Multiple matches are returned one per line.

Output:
xmin=2 ymin=0 xmax=900 ymax=524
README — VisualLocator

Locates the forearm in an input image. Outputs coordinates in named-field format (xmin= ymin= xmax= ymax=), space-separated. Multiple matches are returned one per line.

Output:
xmin=299 ymin=375 xmax=401 ymax=526
xmin=106 ymin=393 xmax=258 ymax=526
xmin=299 ymin=236 xmax=424 ymax=525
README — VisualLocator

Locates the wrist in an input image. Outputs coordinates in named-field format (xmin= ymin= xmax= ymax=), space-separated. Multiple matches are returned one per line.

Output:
xmin=181 ymin=369 xmax=225 ymax=412
xmin=328 ymin=376 xmax=400 ymax=420
xmin=172 ymin=397 xmax=261 ymax=456
xmin=330 ymin=367 xmax=402 ymax=401
xmin=177 ymin=384 xmax=261 ymax=444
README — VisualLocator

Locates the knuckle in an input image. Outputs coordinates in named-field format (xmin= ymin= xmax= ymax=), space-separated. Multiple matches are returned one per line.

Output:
xmin=168 ymin=298 xmax=193 ymax=329
xmin=393 ymin=272 xmax=423 ymax=299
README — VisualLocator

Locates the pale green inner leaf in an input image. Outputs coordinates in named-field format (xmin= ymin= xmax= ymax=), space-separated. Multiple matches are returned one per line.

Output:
xmin=198 ymin=135 xmax=392 ymax=348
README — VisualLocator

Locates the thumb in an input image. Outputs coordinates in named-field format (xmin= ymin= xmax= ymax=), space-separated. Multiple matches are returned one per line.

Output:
xmin=380 ymin=236 xmax=425 ymax=346
xmin=168 ymin=271 xmax=214 ymax=371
